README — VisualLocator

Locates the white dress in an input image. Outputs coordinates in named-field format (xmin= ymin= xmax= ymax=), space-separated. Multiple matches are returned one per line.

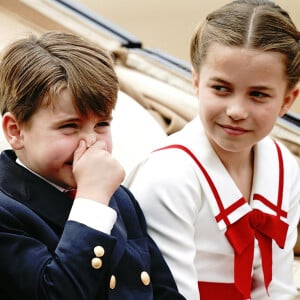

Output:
xmin=127 ymin=117 xmax=300 ymax=300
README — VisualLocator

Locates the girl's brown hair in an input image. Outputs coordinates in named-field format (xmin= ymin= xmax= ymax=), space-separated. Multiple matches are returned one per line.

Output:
xmin=190 ymin=0 xmax=300 ymax=89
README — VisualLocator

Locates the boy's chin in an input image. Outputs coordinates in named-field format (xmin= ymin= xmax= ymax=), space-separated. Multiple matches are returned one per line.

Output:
xmin=58 ymin=176 xmax=76 ymax=190
xmin=62 ymin=181 xmax=76 ymax=190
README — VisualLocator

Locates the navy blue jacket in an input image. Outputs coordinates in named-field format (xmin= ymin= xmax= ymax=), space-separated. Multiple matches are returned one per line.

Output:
xmin=0 ymin=150 xmax=185 ymax=300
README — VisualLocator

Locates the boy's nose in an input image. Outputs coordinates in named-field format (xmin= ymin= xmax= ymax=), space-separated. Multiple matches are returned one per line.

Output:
xmin=83 ymin=133 xmax=97 ymax=148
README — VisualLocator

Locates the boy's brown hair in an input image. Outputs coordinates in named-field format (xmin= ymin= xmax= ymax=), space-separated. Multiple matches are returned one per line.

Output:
xmin=190 ymin=0 xmax=300 ymax=90
xmin=0 ymin=31 xmax=118 ymax=124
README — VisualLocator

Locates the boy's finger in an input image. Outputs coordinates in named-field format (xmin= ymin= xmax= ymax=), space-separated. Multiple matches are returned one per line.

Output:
xmin=73 ymin=140 xmax=87 ymax=163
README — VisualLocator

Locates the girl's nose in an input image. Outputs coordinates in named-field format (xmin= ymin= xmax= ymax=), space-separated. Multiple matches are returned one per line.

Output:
xmin=226 ymin=99 xmax=249 ymax=120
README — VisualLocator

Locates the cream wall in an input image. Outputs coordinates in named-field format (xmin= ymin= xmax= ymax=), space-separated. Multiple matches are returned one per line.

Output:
xmin=76 ymin=0 xmax=300 ymax=114
xmin=76 ymin=0 xmax=300 ymax=62
xmin=1 ymin=0 xmax=300 ymax=113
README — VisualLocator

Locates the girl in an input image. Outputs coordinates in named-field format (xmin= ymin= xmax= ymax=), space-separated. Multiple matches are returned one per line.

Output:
xmin=127 ymin=1 xmax=300 ymax=299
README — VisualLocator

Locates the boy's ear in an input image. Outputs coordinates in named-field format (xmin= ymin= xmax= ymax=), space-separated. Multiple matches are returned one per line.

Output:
xmin=2 ymin=112 xmax=24 ymax=150
xmin=279 ymin=87 xmax=299 ymax=117
xmin=192 ymin=67 xmax=200 ymax=95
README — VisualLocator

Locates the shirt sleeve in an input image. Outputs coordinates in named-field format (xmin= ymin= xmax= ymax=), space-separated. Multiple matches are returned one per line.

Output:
xmin=68 ymin=198 xmax=117 ymax=234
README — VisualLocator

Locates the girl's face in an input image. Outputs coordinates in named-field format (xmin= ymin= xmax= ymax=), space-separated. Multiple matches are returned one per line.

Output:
xmin=10 ymin=88 xmax=113 ymax=189
xmin=192 ymin=43 xmax=298 ymax=158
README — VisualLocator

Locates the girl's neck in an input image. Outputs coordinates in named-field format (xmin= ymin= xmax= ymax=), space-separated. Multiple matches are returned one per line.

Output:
xmin=213 ymin=145 xmax=255 ymax=202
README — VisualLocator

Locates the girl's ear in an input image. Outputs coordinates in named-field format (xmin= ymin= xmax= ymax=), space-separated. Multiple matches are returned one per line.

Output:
xmin=2 ymin=112 xmax=24 ymax=150
xmin=279 ymin=87 xmax=299 ymax=117
xmin=192 ymin=67 xmax=200 ymax=95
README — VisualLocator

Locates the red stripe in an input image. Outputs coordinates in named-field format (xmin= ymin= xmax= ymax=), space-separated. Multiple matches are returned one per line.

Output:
xmin=274 ymin=141 xmax=284 ymax=214
xmin=155 ymin=144 xmax=232 ymax=226
xmin=215 ymin=198 xmax=245 ymax=223
xmin=252 ymin=141 xmax=285 ymax=218
xmin=253 ymin=194 xmax=287 ymax=218
xmin=154 ymin=142 xmax=286 ymax=223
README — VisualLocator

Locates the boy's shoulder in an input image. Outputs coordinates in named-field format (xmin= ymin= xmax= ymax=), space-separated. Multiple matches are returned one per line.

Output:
xmin=113 ymin=185 xmax=136 ymax=207
xmin=112 ymin=185 xmax=147 ymax=232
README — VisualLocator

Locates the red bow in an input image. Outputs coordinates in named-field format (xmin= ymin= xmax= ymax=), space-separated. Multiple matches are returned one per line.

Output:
xmin=225 ymin=209 xmax=288 ymax=298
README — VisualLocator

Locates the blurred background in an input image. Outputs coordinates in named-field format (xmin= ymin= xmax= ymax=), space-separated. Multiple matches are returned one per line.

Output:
xmin=0 ymin=0 xmax=299 ymax=125
xmin=76 ymin=0 xmax=300 ymax=114
xmin=0 ymin=0 xmax=300 ymax=286
xmin=76 ymin=0 xmax=300 ymax=62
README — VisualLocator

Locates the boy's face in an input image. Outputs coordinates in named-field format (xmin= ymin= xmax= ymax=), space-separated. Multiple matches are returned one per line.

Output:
xmin=12 ymin=88 xmax=113 ymax=189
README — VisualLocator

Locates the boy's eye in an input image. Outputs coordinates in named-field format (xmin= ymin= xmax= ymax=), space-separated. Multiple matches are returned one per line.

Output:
xmin=96 ymin=121 xmax=110 ymax=127
xmin=60 ymin=123 xmax=78 ymax=129
xmin=59 ymin=123 xmax=79 ymax=134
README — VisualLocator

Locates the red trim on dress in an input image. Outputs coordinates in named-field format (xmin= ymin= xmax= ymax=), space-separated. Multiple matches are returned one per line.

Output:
xmin=154 ymin=141 xmax=288 ymax=299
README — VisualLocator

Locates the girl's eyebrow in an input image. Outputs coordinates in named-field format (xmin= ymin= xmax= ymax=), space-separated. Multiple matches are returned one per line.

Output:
xmin=209 ymin=77 xmax=230 ymax=85
xmin=249 ymin=85 xmax=274 ymax=92
xmin=210 ymin=77 xmax=275 ymax=92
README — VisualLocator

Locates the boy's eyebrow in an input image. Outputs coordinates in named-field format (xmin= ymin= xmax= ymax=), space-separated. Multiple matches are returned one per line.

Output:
xmin=95 ymin=115 xmax=113 ymax=122
xmin=50 ymin=117 xmax=75 ymax=124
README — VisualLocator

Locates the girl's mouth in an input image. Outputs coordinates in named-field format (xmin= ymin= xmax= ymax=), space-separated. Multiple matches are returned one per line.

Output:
xmin=221 ymin=124 xmax=249 ymax=136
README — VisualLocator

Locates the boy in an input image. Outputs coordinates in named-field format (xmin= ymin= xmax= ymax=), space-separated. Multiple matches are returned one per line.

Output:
xmin=0 ymin=31 xmax=185 ymax=300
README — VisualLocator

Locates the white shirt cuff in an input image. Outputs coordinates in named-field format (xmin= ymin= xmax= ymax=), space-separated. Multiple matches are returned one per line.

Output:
xmin=68 ymin=198 xmax=117 ymax=234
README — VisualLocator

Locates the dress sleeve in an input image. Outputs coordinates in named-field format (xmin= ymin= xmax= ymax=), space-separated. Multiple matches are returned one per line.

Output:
xmin=127 ymin=150 xmax=202 ymax=300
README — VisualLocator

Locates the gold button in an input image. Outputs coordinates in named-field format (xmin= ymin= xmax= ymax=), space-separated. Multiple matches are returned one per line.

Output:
xmin=140 ymin=271 xmax=150 ymax=286
xmin=91 ymin=257 xmax=102 ymax=269
xmin=94 ymin=245 xmax=105 ymax=257
xmin=109 ymin=275 xmax=116 ymax=289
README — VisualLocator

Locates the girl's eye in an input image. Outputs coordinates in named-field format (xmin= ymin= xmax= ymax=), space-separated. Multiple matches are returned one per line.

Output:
xmin=250 ymin=91 xmax=269 ymax=98
xmin=250 ymin=91 xmax=270 ymax=102
xmin=214 ymin=85 xmax=226 ymax=91
xmin=212 ymin=85 xmax=230 ymax=94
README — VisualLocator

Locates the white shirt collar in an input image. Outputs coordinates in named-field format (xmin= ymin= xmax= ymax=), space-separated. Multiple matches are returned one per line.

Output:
xmin=16 ymin=158 xmax=65 ymax=192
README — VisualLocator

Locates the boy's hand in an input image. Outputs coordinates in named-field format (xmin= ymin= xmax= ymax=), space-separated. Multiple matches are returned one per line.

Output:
xmin=72 ymin=140 xmax=125 ymax=205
